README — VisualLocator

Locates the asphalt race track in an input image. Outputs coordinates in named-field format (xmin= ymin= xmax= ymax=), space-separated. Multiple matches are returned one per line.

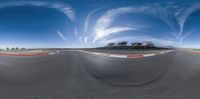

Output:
xmin=0 ymin=50 xmax=200 ymax=99
xmin=81 ymin=50 xmax=175 ymax=86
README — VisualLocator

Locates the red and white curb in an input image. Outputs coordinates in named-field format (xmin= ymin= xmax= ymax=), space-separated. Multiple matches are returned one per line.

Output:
xmin=0 ymin=52 xmax=49 ymax=56
xmin=0 ymin=51 xmax=60 ymax=56
xmin=80 ymin=50 xmax=175 ymax=59
xmin=191 ymin=51 xmax=200 ymax=54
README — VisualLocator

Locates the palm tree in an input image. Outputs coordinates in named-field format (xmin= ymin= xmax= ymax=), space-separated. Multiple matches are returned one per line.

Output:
xmin=107 ymin=42 xmax=115 ymax=47
xmin=16 ymin=47 xmax=19 ymax=51
xmin=117 ymin=41 xmax=128 ymax=47
xmin=6 ymin=47 xmax=9 ymax=51
xmin=11 ymin=48 xmax=15 ymax=51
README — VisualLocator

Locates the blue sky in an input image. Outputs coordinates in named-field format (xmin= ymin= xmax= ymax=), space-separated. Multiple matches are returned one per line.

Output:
xmin=0 ymin=0 xmax=199 ymax=48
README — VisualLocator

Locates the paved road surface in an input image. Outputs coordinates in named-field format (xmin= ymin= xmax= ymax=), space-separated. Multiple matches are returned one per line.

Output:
xmin=0 ymin=50 xmax=199 ymax=99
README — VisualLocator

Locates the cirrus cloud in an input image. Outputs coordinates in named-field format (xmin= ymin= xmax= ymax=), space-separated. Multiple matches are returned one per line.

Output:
xmin=0 ymin=1 xmax=77 ymax=44
xmin=91 ymin=5 xmax=173 ymax=43
xmin=85 ymin=2 xmax=200 ymax=47
xmin=0 ymin=1 xmax=75 ymax=21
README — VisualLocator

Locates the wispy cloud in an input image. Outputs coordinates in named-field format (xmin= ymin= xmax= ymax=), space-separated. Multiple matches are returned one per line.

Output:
xmin=0 ymin=1 xmax=75 ymax=21
xmin=84 ymin=37 xmax=89 ymax=44
xmin=57 ymin=30 xmax=68 ymax=42
xmin=74 ymin=28 xmax=78 ymax=36
xmin=0 ymin=1 xmax=77 ymax=46
xmin=91 ymin=5 xmax=173 ymax=43
xmin=172 ymin=3 xmax=200 ymax=44
xmin=84 ymin=7 xmax=107 ymax=33
xmin=86 ymin=2 xmax=200 ymax=47
xmin=93 ymin=27 xmax=136 ymax=42
xmin=93 ymin=6 xmax=137 ymax=42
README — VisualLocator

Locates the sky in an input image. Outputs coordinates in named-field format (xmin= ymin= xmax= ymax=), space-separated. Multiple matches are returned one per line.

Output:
xmin=0 ymin=0 xmax=199 ymax=48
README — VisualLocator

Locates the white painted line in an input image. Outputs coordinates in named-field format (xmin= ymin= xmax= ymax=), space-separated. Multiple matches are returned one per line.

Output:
xmin=110 ymin=54 xmax=127 ymax=58
xmin=160 ymin=52 xmax=166 ymax=54
xmin=92 ymin=52 xmax=103 ymax=55
xmin=48 ymin=52 xmax=55 ymax=55
xmin=79 ymin=50 xmax=175 ymax=59
xmin=166 ymin=50 xmax=174 ymax=53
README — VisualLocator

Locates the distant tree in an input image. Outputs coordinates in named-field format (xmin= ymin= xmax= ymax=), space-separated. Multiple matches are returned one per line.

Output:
xmin=122 ymin=41 xmax=128 ymax=46
xmin=6 ymin=47 xmax=9 ymax=51
xmin=118 ymin=41 xmax=127 ymax=47
xmin=146 ymin=41 xmax=155 ymax=48
xmin=117 ymin=42 xmax=122 ymax=47
xmin=21 ymin=48 xmax=25 ymax=51
xmin=131 ymin=42 xmax=143 ymax=49
xmin=107 ymin=42 xmax=115 ymax=47
xmin=11 ymin=48 xmax=15 ymax=51
xmin=16 ymin=47 xmax=19 ymax=51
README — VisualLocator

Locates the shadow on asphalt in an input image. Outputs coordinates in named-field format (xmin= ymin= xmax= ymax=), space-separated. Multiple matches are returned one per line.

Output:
xmin=81 ymin=51 xmax=176 ymax=87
